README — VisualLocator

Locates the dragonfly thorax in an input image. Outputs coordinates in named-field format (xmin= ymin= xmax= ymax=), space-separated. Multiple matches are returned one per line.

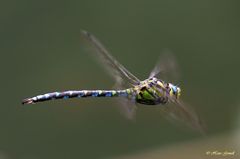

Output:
xmin=134 ymin=78 xmax=167 ymax=105
xmin=134 ymin=77 xmax=181 ymax=105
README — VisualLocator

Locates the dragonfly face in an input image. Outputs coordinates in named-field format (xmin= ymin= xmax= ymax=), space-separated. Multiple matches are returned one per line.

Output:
xmin=151 ymin=77 xmax=181 ymax=99
xmin=168 ymin=82 xmax=181 ymax=99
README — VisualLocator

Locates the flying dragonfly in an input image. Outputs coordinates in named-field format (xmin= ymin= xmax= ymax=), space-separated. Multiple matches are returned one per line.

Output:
xmin=22 ymin=30 xmax=205 ymax=133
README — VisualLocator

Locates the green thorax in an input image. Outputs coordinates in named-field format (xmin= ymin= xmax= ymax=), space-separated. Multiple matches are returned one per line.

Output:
xmin=133 ymin=79 xmax=168 ymax=105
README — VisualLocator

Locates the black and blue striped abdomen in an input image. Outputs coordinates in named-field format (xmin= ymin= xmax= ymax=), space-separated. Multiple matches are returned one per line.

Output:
xmin=22 ymin=89 xmax=131 ymax=104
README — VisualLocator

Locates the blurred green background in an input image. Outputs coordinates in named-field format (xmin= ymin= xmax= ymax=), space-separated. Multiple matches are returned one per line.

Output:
xmin=1 ymin=0 xmax=240 ymax=158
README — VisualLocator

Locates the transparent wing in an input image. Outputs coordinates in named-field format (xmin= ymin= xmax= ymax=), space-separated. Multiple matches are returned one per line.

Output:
xmin=149 ymin=49 xmax=180 ymax=82
xmin=80 ymin=30 xmax=140 ymax=86
xmin=118 ymin=97 xmax=137 ymax=120
xmin=113 ymin=79 xmax=137 ymax=120
xmin=156 ymin=83 xmax=205 ymax=133
xmin=163 ymin=99 xmax=205 ymax=133
xmin=80 ymin=30 xmax=139 ymax=120
xmin=150 ymin=51 xmax=205 ymax=133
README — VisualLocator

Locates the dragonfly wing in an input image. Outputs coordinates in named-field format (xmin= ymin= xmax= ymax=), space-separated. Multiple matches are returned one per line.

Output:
xmin=118 ymin=97 xmax=137 ymax=120
xmin=81 ymin=30 xmax=138 ymax=119
xmin=155 ymin=85 xmax=205 ymax=133
xmin=162 ymin=94 xmax=205 ymax=133
xmin=113 ymin=79 xmax=137 ymax=120
xmin=80 ymin=30 xmax=140 ymax=86
xmin=150 ymin=51 xmax=204 ymax=132
xmin=175 ymin=100 xmax=206 ymax=133
xmin=149 ymin=50 xmax=180 ymax=82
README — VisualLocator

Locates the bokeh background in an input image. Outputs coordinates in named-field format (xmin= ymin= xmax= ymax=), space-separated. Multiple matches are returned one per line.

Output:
xmin=1 ymin=0 xmax=240 ymax=158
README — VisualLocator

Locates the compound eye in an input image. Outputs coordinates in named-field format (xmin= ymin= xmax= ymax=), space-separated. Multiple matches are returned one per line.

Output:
xmin=172 ymin=86 xmax=178 ymax=94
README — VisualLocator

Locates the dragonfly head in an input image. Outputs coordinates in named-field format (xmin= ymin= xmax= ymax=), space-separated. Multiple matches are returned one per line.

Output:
xmin=169 ymin=83 xmax=181 ymax=99
xmin=149 ymin=77 xmax=181 ymax=99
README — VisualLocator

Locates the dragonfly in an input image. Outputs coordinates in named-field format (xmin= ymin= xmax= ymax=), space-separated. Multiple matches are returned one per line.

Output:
xmin=22 ymin=30 xmax=205 ymax=133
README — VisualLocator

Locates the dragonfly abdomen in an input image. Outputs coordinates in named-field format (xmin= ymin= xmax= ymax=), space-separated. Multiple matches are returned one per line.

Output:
xmin=22 ymin=89 xmax=131 ymax=104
